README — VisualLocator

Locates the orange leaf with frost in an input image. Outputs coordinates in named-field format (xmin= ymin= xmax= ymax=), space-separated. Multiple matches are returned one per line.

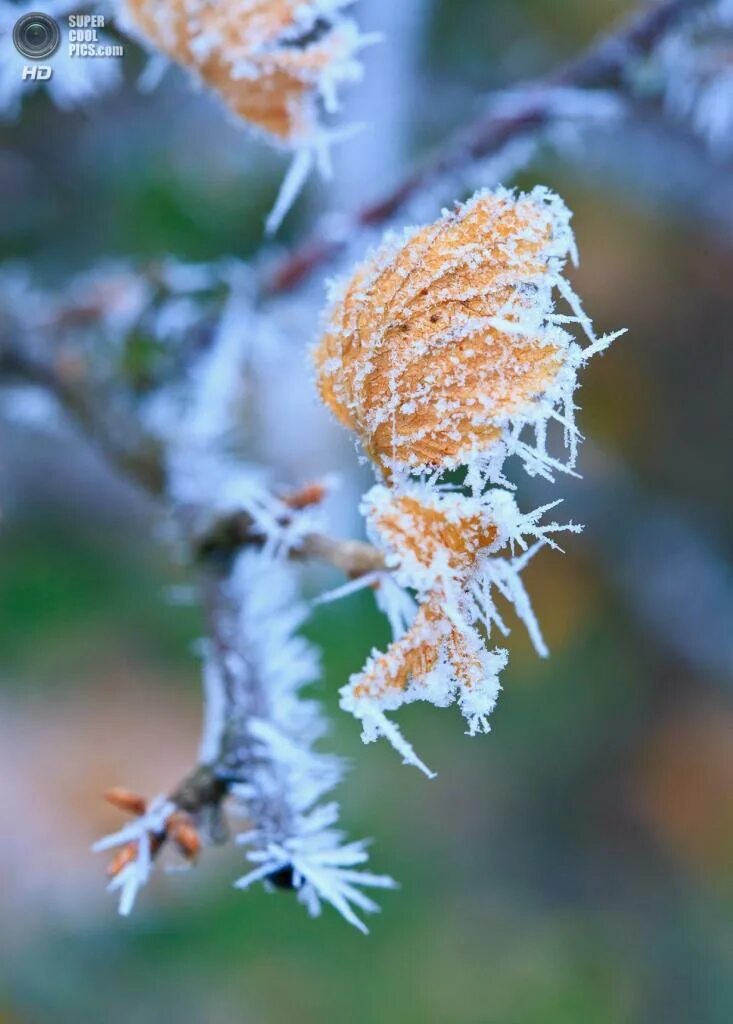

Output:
xmin=367 ymin=490 xmax=500 ymax=575
xmin=314 ymin=187 xmax=578 ymax=476
xmin=350 ymin=597 xmax=489 ymax=701
xmin=123 ymin=0 xmax=361 ymax=143
xmin=348 ymin=488 xmax=506 ymax=707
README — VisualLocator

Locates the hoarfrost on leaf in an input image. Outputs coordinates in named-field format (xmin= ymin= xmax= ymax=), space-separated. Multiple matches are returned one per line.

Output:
xmin=118 ymin=0 xmax=374 ymax=230
xmin=313 ymin=186 xmax=622 ymax=768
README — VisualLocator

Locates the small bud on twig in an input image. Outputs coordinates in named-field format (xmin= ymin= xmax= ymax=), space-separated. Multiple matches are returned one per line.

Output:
xmin=104 ymin=787 xmax=147 ymax=816
xmin=169 ymin=817 xmax=202 ymax=861
xmin=106 ymin=842 xmax=139 ymax=879
xmin=282 ymin=481 xmax=328 ymax=510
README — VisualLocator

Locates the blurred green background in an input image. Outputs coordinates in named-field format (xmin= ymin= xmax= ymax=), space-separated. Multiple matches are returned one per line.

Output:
xmin=1 ymin=0 xmax=732 ymax=1022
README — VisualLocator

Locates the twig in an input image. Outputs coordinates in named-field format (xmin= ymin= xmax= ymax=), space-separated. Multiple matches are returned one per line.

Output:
xmin=169 ymin=762 xmax=229 ymax=814
xmin=195 ymin=507 xmax=386 ymax=576
xmin=2 ymin=327 xmax=386 ymax=579
xmin=0 ymin=335 xmax=165 ymax=494
xmin=264 ymin=0 xmax=712 ymax=296
xmin=296 ymin=532 xmax=386 ymax=576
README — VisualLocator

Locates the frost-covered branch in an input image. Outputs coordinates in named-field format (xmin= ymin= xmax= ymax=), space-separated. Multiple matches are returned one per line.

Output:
xmin=0 ymin=258 xmax=400 ymax=925
xmin=204 ymin=552 xmax=396 ymax=932
xmin=265 ymin=0 xmax=716 ymax=295
xmin=0 ymin=291 xmax=165 ymax=493
xmin=95 ymin=550 xmax=396 ymax=929
xmin=0 ymin=261 xmax=401 ymax=926
xmin=195 ymin=507 xmax=385 ymax=575
xmin=0 ymin=271 xmax=386 ymax=574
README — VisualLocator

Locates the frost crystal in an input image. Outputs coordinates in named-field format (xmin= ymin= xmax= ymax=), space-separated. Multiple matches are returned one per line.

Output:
xmin=313 ymin=186 xmax=623 ymax=768
xmin=210 ymin=550 xmax=395 ymax=932
xmin=92 ymin=796 xmax=176 ymax=915
xmin=92 ymin=551 xmax=394 ymax=930
xmin=659 ymin=0 xmax=733 ymax=154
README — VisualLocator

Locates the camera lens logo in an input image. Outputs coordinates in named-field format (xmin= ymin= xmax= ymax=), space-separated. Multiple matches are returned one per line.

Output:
xmin=13 ymin=13 xmax=61 ymax=60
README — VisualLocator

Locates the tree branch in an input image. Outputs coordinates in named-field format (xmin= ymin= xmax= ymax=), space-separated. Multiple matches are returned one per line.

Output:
xmin=194 ymin=507 xmax=386 ymax=575
xmin=1 ymin=318 xmax=386 ymax=579
xmin=0 ymin=331 xmax=165 ymax=494
xmin=264 ymin=0 xmax=712 ymax=296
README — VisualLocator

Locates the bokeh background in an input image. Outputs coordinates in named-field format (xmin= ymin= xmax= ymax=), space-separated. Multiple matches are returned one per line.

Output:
xmin=1 ymin=0 xmax=733 ymax=1021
